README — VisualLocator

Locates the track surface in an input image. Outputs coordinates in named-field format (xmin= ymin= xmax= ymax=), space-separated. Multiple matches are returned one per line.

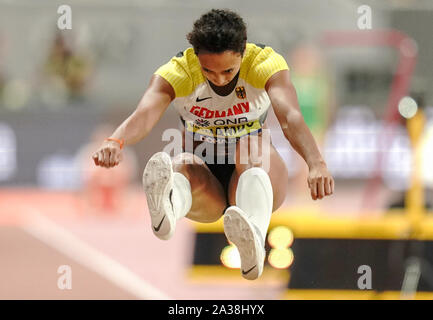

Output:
xmin=0 ymin=188 xmax=285 ymax=300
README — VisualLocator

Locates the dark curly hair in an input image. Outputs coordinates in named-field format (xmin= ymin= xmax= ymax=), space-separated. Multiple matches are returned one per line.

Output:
xmin=187 ymin=9 xmax=247 ymax=55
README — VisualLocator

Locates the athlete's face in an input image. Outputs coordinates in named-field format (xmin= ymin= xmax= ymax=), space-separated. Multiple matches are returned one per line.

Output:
xmin=197 ymin=50 xmax=242 ymax=87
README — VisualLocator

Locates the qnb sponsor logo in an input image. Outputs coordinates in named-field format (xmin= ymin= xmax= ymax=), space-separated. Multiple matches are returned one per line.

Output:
xmin=213 ymin=117 xmax=248 ymax=126
xmin=161 ymin=127 xmax=271 ymax=172
xmin=186 ymin=120 xmax=261 ymax=139
xmin=189 ymin=102 xmax=250 ymax=119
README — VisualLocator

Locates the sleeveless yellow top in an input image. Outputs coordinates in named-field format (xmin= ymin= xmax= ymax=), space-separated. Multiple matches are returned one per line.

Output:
xmin=155 ymin=43 xmax=288 ymax=144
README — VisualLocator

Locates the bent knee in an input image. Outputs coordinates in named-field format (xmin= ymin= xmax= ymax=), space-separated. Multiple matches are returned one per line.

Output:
xmin=172 ymin=153 xmax=213 ymax=195
xmin=172 ymin=152 xmax=205 ymax=173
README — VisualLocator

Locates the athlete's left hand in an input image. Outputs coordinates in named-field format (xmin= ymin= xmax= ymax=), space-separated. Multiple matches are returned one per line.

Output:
xmin=307 ymin=163 xmax=334 ymax=200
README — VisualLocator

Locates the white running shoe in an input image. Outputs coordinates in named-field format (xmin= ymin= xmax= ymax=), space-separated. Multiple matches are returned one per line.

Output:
xmin=223 ymin=206 xmax=266 ymax=280
xmin=142 ymin=152 xmax=176 ymax=240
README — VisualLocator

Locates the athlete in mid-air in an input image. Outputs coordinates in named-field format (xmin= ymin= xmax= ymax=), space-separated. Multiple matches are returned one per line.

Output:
xmin=93 ymin=9 xmax=334 ymax=280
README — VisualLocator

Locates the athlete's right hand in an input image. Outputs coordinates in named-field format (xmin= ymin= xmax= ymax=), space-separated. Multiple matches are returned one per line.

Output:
xmin=92 ymin=140 xmax=123 ymax=168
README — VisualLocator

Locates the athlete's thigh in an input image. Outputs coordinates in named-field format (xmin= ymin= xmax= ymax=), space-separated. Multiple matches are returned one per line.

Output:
xmin=172 ymin=152 xmax=227 ymax=223
xmin=227 ymin=135 xmax=289 ymax=212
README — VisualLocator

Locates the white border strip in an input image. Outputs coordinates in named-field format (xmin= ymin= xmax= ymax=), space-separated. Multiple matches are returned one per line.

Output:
xmin=22 ymin=209 xmax=171 ymax=300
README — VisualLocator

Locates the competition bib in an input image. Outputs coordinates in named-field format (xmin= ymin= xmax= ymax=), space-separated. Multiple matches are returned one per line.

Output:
xmin=185 ymin=119 xmax=262 ymax=144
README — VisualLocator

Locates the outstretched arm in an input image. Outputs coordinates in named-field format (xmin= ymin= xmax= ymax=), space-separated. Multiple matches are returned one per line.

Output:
xmin=93 ymin=74 xmax=175 ymax=168
xmin=265 ymin=69 xmax=334 ymax=200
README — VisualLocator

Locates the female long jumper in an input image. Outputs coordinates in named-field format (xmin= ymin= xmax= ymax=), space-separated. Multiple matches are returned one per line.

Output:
xmin=93 ymin=9 xmax=334 ymax=280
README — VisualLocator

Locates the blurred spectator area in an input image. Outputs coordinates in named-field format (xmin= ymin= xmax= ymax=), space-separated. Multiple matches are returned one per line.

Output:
xmin=0 ymin=0 xmax=394 ymax=110
xmin=0 ymin=1 xmax=431 ymax=111
xmin=40 ymin=32 xmax=93 ymax=104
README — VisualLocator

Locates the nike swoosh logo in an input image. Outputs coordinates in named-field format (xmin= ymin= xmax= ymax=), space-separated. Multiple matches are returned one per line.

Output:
xmin=153 ymin=189 xmax=173 ymax=232
xmin=196 ymin=96 xmax=212 ymax=102
xmin=153 ymin=215 xmax=166 ymax=232
xmin=242 ymin=265 xmax=257 ymax=275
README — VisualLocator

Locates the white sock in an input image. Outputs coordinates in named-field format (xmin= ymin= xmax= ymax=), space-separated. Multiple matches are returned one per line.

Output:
xmin=172 ymin=172 xmax=192 ymax=220
xmin=236 ymin=167 xmax=273 ymax=245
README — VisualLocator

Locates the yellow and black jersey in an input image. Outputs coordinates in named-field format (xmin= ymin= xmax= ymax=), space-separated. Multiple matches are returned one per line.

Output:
xmin=155 ymin=43 xmax=288 ymax=144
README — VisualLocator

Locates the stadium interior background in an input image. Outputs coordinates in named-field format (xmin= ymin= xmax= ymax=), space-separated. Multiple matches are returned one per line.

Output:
xmin=1 ymin=0 xmax=433 ymax=299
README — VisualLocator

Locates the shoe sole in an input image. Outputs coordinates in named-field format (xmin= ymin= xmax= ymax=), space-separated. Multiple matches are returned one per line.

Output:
xmin=223 ymin=206 xmax=264 ymax=280
xmin=142 ymin=152 xmax=175 ymax=240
